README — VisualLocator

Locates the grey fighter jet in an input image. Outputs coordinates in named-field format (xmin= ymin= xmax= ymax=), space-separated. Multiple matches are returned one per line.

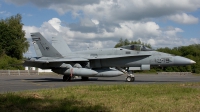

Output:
xmin=24 ymin=32 xmax=196 ymax=82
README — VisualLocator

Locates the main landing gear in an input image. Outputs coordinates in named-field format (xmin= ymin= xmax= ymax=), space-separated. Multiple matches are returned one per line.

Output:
xmin=63 ymin=75 xmax=71 ymax=81
xmin=63 ymin=75 xmax=89 ymax=81
xmin=81 ymin=77 xmax=89 ymax=81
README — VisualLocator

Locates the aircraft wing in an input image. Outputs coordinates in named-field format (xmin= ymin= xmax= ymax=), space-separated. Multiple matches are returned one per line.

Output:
xmin=26 ymin=58 xmax=89 ymax=63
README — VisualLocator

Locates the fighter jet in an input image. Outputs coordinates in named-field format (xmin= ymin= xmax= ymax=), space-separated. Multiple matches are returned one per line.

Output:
xmin=24 ymin=32 xmax=196 ymax=82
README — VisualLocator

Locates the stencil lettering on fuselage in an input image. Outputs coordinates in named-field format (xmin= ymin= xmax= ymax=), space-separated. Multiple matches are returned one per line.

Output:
xmin=156 ymin=58 xmax=172 ymax=63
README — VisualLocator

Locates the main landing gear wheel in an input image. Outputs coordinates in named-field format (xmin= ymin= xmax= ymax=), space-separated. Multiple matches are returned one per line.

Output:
xmin=63 ymin=75 xmax=71 ymax=81
xmin=81 ymin=77 xmax=89 ymax=81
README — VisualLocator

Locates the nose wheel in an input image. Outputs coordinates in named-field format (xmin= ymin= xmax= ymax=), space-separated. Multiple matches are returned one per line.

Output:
xmin=126 ymin=74 xmax=135 ymax=82
xmin=116 ymin=67 xmax=135 ymax=82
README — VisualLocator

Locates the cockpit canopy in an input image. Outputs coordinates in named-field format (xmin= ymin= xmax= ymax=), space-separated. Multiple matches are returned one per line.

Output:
xmin=120 ymin=44 xmax=153 ymax=51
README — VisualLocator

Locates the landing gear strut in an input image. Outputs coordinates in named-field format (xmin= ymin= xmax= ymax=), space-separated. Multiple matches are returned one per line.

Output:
xmin=116 ymin=67 xmax=135 ymax=82
xmin=63 ymin=75 xmax=71 ymax=81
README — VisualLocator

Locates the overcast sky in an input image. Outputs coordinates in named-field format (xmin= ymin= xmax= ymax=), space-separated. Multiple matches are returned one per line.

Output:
xmin=0 ymin=0 xmax=200 ymax=57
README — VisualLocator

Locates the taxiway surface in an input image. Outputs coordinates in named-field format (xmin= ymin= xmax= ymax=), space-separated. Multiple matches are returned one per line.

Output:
xmin=0 ymin=74 xmax=199 ymax=93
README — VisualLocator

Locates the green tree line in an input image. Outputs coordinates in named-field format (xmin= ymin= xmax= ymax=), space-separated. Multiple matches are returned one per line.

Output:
xmin=0 ymin=14 xmax=29 ymax=70
xmin=114 ymin=38 xmax=200 ymax=73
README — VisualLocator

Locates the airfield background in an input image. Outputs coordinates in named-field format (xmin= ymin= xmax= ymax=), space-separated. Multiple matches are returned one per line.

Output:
xmin=0 ymin=14 xmax=200 ymax=73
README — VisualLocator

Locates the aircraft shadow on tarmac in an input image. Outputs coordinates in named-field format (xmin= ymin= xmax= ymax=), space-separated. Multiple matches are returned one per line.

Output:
xmin=135 ymin=80 xmax=186 ymax=83
xmin=20 ymin=78 xmax=186 ymax=83
xmin=23 ymin=78 xmax=124 ymax=83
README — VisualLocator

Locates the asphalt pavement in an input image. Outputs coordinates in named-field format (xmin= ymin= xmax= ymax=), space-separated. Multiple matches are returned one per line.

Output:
xmin=0 ymin=74 xmax=200 ymax=93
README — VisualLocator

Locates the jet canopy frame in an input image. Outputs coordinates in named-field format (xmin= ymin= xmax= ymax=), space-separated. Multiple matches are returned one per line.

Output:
xmin=120 ymin=44 xmax=153 ymax=51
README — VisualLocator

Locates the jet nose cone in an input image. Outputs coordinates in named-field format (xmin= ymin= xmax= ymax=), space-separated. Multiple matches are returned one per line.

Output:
xmin=190 ymin=60 xmax=196 ymax=64
xmin=174 ymin=56 xmax=196 ymax=65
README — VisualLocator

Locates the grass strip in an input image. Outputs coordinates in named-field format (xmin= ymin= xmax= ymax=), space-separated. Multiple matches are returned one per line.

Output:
xmin=0 ymin=83 xmax=200 ymax=112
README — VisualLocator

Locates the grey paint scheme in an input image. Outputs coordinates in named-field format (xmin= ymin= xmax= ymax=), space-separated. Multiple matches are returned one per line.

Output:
xmin=24 ymin=32 xmax=196 ymax=81
xmin=31 ymin=33 xmax=62 ymax=57
xmin=33 ymin=41 xmax=42 ymax=57
xmin=52 ymin=36 xmax=71 ymax=56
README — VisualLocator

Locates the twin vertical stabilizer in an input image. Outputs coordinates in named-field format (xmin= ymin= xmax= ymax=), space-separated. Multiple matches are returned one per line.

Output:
xmin=31 ymin=32 xmax=63 ymax=57
xmin=52 ymin=36 xmax=71 ymax=56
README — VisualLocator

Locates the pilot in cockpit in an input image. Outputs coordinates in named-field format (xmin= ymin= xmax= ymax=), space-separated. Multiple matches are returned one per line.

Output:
xmin=130 ymin=45 xmax=135 ymax=50
xmin=121 ymin=44 xmax=153 ymax=51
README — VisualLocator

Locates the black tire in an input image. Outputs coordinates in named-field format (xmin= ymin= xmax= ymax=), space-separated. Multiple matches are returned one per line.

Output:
xmin=63 ymin=75 xmax=67 ymax=81
xmin=67 ymin=76 xmax=71 ymax=81
xmin=131 ymin=77 xmax=135 ymax=82
xmin=63 ymin=75 xmax=71 ymax=81
xmin=81 ymin=77 xmax=89 ymax=81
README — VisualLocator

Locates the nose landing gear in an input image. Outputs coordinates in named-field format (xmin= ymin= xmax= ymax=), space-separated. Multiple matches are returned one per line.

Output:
xmin=116 ymin=67 xmax=135 ymax=82
xmin=126 ymin=73 xmax=135 ymax=82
